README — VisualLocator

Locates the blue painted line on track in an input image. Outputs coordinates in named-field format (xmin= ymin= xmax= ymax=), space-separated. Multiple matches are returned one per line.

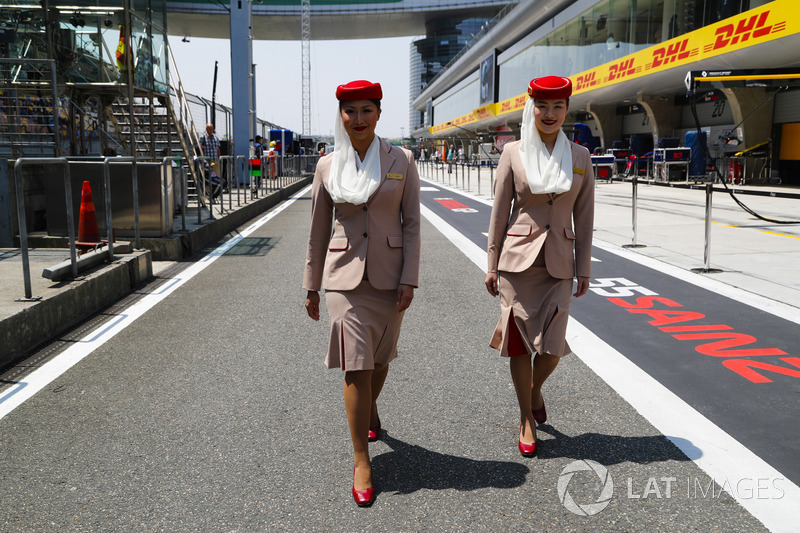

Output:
xmin=77 ymin=314 xmax=129 ymax=343
xmin=0 ymin=381 xmax=28 ymax=405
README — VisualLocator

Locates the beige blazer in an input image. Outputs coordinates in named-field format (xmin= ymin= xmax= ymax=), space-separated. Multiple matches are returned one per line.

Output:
xmin=487 ymin=140 xmax=594 ymax=280
xmin=303 ymin=138 xmax=421 ymax=292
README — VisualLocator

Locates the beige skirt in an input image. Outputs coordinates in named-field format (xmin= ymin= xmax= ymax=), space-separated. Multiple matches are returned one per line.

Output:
xmin=324 ymin=280 xmax=404 ymax=371
xmin=489 ymin=265 xmax=573 ymax=358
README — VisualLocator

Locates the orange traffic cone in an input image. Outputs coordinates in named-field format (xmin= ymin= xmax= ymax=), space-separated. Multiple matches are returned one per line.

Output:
xmin=76 ymin=180 xmax=102 ymax=252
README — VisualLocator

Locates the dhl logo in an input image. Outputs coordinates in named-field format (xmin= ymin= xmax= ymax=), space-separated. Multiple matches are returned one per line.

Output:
xmin=498 ymin=96 xmax=526 ymax=114
xmin=575 ymin=71 xmax=598 ymax=91
xmin=651 ymin=39 xmax=692 ymax=68
xmin=608 ymin=58 xmax=637 ymax=81
xmin=706 ymin=10 xmax=784 ymax=52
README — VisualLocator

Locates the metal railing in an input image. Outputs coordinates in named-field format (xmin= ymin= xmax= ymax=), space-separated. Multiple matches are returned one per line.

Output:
xmin=417 ymin=155 xmax=497 ymax=199
xmin=166 ymin=41 xmax=203 ymax=159
xmin=192 ymin=153 xmax=318 ymax=219
xmin=14 ymin=158 xmax=75 ymax=300
xmin=10 ymin=154 xmax=316 ymax=299
xmin=12 ymin=156 xmax=148 ymax=299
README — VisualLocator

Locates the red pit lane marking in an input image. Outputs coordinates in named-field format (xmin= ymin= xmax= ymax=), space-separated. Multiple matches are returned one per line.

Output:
xmin=434 ymin=198 xmax=478 ymax=213
xmin=589 ymin=277 xmax=799 ymax=384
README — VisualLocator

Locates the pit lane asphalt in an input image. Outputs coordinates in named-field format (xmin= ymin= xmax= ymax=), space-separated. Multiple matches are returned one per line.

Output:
xmin=0 ymin=185 xmax=771 ymax=532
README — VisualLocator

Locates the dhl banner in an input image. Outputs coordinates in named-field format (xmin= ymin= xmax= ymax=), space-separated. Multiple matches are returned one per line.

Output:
xmin=429 ymin=111 xmax=476 ymax=134
xmin=429 ymin=103 xmax=497 ymax=134
xmin=430 ymin=0 xmax=797 ymax=135
xmin=472 ymin=103 xmax=496 ymax=121
xmin=570 ymin=0 xmax=795 ymax=96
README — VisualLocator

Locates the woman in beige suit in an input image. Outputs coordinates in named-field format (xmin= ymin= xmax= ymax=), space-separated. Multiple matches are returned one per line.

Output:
xmin=485 ymin=76 xmax=594 ymax=457
xmin=303 ymin=80 xmax=421 ymax=506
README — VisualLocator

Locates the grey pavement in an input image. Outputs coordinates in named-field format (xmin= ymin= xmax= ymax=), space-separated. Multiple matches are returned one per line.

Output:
xmin=1 ymin=166 xmax=798 ymax=531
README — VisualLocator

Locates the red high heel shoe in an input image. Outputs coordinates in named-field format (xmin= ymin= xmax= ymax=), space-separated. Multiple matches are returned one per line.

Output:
xmin=368 ymin=417 xmax=381 ymax=442
xmin=352 ymin=467 xmax=375 ymax=507
xmin=518 ymin=423 xmax=537 ymax=457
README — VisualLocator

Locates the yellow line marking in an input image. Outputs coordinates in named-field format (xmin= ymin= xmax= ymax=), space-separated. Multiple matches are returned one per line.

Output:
xmin=760 ymin=230 xmax=800 ymax=240
xmin=713 ymin=222 xmax=799 ymax=237
xmin=711 ymin=221 xmax=739 ymax=227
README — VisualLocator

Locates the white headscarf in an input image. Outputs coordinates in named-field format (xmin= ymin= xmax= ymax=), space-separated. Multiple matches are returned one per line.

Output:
xmin=518 ymin=98 xmax=573 ymax=194
xmin=327 ymin=109 xmax=382 ymax=205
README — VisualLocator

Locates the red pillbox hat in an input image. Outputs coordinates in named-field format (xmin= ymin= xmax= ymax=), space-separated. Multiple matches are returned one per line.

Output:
xmin=335 ymin=80 xmax=383 ymax=101
xmin=528 ymin=76 xmax=572 ymax=99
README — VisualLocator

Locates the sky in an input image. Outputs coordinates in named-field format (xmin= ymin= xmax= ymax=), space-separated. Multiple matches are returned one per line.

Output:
xmin=170 ymin=35 xmax=417 ymax=139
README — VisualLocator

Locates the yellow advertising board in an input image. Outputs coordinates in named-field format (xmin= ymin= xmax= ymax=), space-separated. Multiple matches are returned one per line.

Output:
xmin=428 ymin=101 xmax=500 ymax=134
xmin=472 ymin=103 xmax=496 ymax=121
xmin=430 ymin=0 xmax=798 ymax=134
xmin=570 ymin=0 xmax=796 ymax=96
xmin=429 ymin=110 xmax=477 ymax=134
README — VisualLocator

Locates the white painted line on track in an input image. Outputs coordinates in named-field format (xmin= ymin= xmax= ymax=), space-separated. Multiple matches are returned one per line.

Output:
xmin=421 ymin=202 xmax=800 ymax=533
xmin=0 ymin=185 xmax=313 ymax=421
xmin=420 ymin=204 xmax=486 ymax=273
xmin=568 ymin=320 xmax=800 ymax=533
xmin=420 ymin=177 xmax=494 ymax=207
xmin=593 ymin=238 xmax=800 ymax=325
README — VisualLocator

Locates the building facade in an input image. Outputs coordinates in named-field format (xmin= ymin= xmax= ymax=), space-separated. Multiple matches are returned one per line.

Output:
xmin=413 ymin=0 xmax=800 ymax=184
xmin=1 ymin=0 xmax=172 ymax=157
xmin=409 ymin=15 xmax=500 ymax=132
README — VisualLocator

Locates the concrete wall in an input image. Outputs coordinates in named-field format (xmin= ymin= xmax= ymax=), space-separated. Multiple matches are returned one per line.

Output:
xmin=0 ymin=250 xmax=152 ymax=369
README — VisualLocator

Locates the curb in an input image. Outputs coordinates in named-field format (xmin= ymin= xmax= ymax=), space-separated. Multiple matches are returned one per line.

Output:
xmin=0 ymin=250 xmax=152 ymax=368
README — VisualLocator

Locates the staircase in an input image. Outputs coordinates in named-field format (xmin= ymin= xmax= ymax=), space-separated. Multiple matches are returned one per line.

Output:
xmin=110 ymin=97 xmax=179 ymax=158
xmin=3 ymin=32 xmax=207 ymax=206
xmin=109 ymin=95 xmax=204 ymax=206
xmin=107 ymin=38 xmax=208 ymax=206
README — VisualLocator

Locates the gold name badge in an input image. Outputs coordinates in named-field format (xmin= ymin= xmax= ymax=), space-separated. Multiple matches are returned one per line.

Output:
xmin=573 ymin=167 xmax=586 ymax=175
xmin=387 ymin=173 xmax=403 ymax=180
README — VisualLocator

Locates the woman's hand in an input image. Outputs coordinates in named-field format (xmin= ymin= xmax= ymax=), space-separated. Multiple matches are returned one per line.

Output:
xmin=485 ymin=272 xmax=499 ymax=297
xmin=305 ymin=290 xmax=320 ymax=320
xmin=573 ymin=276 xmax=590 ymax=298
xmin=396 ymin=284 xmax=415 ymax=312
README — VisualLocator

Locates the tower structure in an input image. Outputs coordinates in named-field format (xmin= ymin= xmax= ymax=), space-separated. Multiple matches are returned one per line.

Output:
xmin=301 ymin=0 xmax=311 ymax=135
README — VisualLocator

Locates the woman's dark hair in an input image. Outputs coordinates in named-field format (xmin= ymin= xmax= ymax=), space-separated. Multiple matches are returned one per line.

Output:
xmin=339 ymin=99 xmax=382 ymax=110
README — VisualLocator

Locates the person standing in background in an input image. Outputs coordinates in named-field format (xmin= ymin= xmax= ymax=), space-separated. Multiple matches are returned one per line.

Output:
xmin=201 ymin=123 xmax=220 ymax=163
